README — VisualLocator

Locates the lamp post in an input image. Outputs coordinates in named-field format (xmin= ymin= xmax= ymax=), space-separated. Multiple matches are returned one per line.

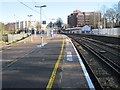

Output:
xmin=27 ymin=15 xmax=33 ymax=41
xmin=27 ymin=15 xmax=33 ymax=33
xmin=98 ymin=12 xmax=101 ymax=35
xmin=35 ymin=5 xmax=47 ymax=46
xmin=50 ymin=18 xmax=55 ymax=37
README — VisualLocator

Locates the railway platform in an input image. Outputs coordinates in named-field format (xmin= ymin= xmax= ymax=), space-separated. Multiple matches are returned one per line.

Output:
xmin=57 ymin=35 xmax=94 ymax=88
xmin=2 ymin=34 xmax=94 ymax=89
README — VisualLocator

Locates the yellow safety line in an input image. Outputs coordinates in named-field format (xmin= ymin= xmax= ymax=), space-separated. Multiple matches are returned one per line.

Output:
xmin=46 ymin=36 xmax=65 ymax=90
xmin=6 ymin=44 xmax=19 ymax=49
xmin=0 ymin=38 xmax=28 ymax=52
xmin=0 ymin=37 xmax=29 ymax=52
xmin=2 ymin=37 xmax=29 ymax=50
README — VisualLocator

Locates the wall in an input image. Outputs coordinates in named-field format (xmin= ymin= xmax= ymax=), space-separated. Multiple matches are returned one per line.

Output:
xmin=2 ymin=33 xmax=28 ymax=43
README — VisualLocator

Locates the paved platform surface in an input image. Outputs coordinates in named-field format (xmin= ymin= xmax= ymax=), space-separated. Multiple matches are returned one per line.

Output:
xmin=1 ymin=34 xmax=94 ymax=89
xmin=56 ymin=36 xmax=94 ymax=89
xmin=2 ymin=34 xmax=52 ymax=68
xmin=59 ymin=37 xmax=89 ymax=88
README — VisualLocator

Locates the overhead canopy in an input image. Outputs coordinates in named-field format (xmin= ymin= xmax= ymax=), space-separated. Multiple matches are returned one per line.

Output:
xmin=82 ymin=25 xmax=91 ymax=31
xmin=66 ymin=27 xmax=82 ymax=31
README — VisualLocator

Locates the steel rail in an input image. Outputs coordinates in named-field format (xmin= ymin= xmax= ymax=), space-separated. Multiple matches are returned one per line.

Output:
xmin=70 ymin=35 xmax=120 ymax=77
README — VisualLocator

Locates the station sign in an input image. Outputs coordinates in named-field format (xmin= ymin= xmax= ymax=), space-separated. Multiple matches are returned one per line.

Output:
xmin=42 ymin=21 xmax=46 ymax=24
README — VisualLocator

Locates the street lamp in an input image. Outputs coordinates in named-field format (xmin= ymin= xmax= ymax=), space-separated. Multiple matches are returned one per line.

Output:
xmin=27 ymin=15 xmax=33 ymax=42
xmin=27 ymin=15 xmax=33 ymax=33
xmin=35 ymin=5 xmax=47 ymax=46
xmin=50 ymin=18 xmax=55 ymax=37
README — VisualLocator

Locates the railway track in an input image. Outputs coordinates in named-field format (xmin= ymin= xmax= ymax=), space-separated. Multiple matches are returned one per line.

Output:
xmin=67 ymin=34 xmax=120 ymax=89
xmin=80 ymin=37 xmax=120 ymax=69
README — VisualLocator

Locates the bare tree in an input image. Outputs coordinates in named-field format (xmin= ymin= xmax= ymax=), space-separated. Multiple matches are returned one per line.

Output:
xmin=113 ymin=4 xmax=119 ymax=27
xmin=105 ymin=8 xmax=117 ymax=28
xmin=55 ymin=18 xmax=63 ymax=29
xmin=101 ymin=5 xmax=107 ymax=28
xmin=35 ymin=21 xmax=40 ymax=32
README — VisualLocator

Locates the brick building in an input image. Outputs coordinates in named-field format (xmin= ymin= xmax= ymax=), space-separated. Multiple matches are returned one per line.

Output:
xmin=68 ymin=10 xmax=99 ymax=28
xmin=68 ymin=13 xmax=78 ymax=28
xmin=68 ymin=10 xmax=80 ymax=28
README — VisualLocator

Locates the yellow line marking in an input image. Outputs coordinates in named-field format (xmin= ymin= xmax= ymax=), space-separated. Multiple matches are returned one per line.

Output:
xmin=0 ymin=37 xmax=29 ymax=52
xmin=3 ymin=37 xmax=29 ymax=50
xmin=7 ymin=44 xmax=19 ymax=49
xmin=46 ymin=36 xmax=65 ymax=89
xmin=1 ymin=36 xmax=30 ymax=49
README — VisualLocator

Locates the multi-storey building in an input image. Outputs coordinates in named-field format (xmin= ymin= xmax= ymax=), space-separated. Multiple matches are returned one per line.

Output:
xmin=16 ymin=21 xmax=29 ymax=30
xmin=68 ymin=10 xmax=80 ymax=28
xmin=77 ymin=12 xmax=93 ymax=27
xmin=68 ymin=10 xmax=99 ymax=28
xmin=68 ymin=13 xmax=78 ymax=28
xmin=5 ymin=23 xmax=16 ymax=31
xmin=4 ymin=20 xmax=43 ymax=33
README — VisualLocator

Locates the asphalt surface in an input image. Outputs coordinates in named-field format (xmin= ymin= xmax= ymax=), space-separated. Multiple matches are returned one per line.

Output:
xmin=2 ymin=34 xmax=62 ymax=88
xmin=52 ymin=36 xmax=90 ymax=89
xmin=2 ymin=34 xmax=91 ymax=89
xmin=2 ymin=34 xmax=51 ymax=68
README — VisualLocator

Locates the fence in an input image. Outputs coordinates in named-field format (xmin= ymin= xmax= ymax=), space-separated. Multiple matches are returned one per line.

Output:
xmin=2 ymin=32 xmax=28 ymax=43
xmin=92 ymin=28 xmax=120 ymax=36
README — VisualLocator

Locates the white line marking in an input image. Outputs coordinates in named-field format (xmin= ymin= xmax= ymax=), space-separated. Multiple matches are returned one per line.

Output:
xmin=66 ymin=51 xmax=73 ymax=62
xmin=66 ymin=41 xmax=70 ymax=45
xmin=69 ymin=38 xmax=95 ymax=89
xmin=37 ymin=43 xmax=47 ymax=47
